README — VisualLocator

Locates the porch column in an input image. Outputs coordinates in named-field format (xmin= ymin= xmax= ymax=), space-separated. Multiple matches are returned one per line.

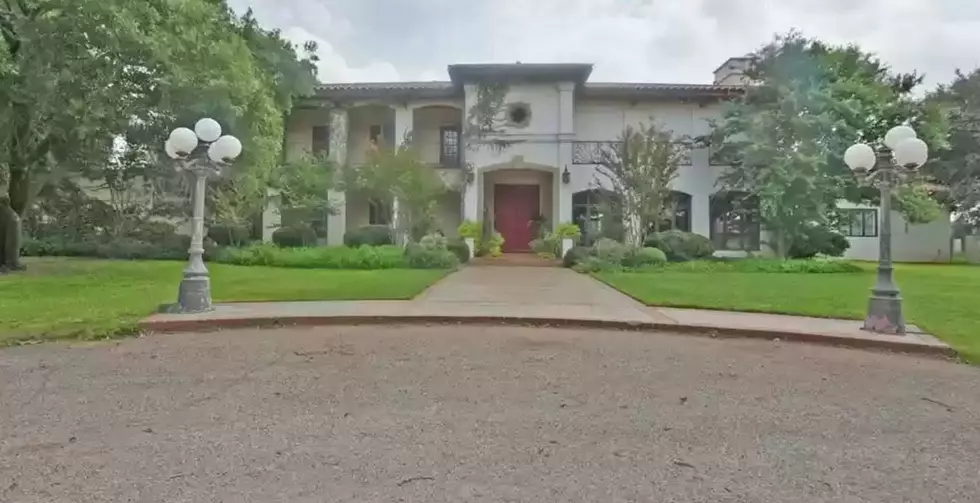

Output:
xmin=327 ymin=107 xmax=348 ymax=246
xmin=690 ymin=192 xmax=711 ymax=238
xmin=557 ymin=82 xmax=575 ymax=225
xmin=392 ymin=105 xmax=413 ymax=244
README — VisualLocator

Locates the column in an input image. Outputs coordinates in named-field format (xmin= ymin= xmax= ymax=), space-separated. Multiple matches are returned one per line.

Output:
xmin=261 ymin=189 xmax=281 ymax=243
xmin=326 ymin=107 xmax=348 ymax=246
xmin=557 ymin=82 xmax=575 ymax=225
xmin=391 ymin=105 xmax=414 ymax=244
xmin=690 ymin=192 xmax=712 ymax=238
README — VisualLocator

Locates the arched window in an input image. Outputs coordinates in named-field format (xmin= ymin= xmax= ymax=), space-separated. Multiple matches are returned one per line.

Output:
xmin=649 ymin=191 xmax=692 ymax=233
xmin=572 ymin=189 xmax=623 ymax=245
xmin=709 ymin=192 xmax=760 ymax=251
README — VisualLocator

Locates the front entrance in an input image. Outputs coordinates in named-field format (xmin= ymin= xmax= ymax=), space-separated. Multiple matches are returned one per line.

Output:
xmin=494 ymin=184 xmax=539 ymax=253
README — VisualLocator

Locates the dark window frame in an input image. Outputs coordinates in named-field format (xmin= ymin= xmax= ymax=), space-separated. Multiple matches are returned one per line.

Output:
xmin=439 ymin=125 xmax=460 ymax=167
xmin=311 ymin=125 xmax=330 ymax=156
xmin=368 ymin=199 xmax=392 ymax=226
xmin=710 ymin=192 xmax=760 ymax=251
xmin=840 ymin=209 xmax=878 ymax=237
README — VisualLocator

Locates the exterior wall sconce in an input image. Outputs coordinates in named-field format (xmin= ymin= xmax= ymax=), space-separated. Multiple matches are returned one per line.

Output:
xmin=464 ymin=166 xmax=475 ymax=185
xmin=562 ymin=166 xmax=571 ymax=184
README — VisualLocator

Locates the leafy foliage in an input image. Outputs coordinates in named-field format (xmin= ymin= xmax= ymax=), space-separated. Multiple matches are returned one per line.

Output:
xmin=595 ymin=120 xmax=687 ymax=245
xmin=215 ymin=244 xmax=407 ymax=269
xmin=926 ymin=68 xmax=980 ymax=229
xmin=712 ymin=31 xmax=947 ymax=257
xmin=272 ymin=225 xmax=317 ymax=248
xmin=344 ymin=225 xmax=393 ymax=248
xmin=643 ymin=230 xmax=715 ymax=262
xmin=787 ymin=224 xmax=849 ymax=259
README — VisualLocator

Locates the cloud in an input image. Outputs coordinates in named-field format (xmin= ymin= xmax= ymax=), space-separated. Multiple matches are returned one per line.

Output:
xmin=229 ymin=0 xmax=980 ymax=89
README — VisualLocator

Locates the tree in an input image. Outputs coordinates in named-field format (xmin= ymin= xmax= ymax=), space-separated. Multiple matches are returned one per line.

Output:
xmin=0 ymin=0 xmax=319 ymax=270
xmin=595 ymin=121 xmax=687 ymax=246
xmin=926 ymin=68 xmax=980 ymax=229
xmin=343 ymin=137 xmax=447 ymax=242
xmin=711 ymin=31 xmax=948 ymax=257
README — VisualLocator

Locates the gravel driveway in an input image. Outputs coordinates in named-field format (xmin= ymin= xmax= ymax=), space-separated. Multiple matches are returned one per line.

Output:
xmin=2 ymin=325 xmax=978 ymax=502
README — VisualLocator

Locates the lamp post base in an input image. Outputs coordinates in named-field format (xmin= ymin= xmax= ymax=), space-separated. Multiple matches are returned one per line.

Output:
xmin=862 ymin=293 xmax=905 ymax=335
xmin=177 ymin=273 xmax=212 ymax=313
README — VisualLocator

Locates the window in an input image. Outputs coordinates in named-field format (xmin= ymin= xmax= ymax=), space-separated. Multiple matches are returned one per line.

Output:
xmin=312 ymin=126 xmax=330 ymax=156
xmin=572 ymin=189 xmax=623 ymax=245
xmin=369 ymin=125 xmax=382 ymax=145
xmin=841 ymin=209 xmax=878 ymax=237
xmin=506 ymin=102 xmax=531 ymax=128
xmin=440 ymin=126 xmax=460 ymax=167
xmin=653 ymin=191 xmax=692 ymax=232
xmin=368 ymin=199 xmax=392 ymax=225
xmin=710 ymin=192 xmax=760 ymax=251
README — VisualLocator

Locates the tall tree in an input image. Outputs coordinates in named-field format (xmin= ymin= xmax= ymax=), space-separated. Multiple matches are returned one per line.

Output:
xmin=712 ymin=31 xmax=947 ymax=257
xmin=595 ymin=121 xmax=687 ymax=246
xmin=0 ymin=0 xmax=319 ymax=271
xmin=926 ymin=68 xmax=980 ymax=229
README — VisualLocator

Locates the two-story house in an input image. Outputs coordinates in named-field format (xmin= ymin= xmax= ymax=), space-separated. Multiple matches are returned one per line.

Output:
xmin=275 ymin=58 xmax=951 ymax=262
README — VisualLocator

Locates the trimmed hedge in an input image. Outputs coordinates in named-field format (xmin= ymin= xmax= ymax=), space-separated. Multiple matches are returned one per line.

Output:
xmin=344 ymin=225 xmax=393 ymax=248
xmin=208 ymin=224 xmax=252 ymax=247
xmin=447 ymin=239 xmax=471 ymax=264
xmin=643 ymin=230 xmax=714 ymax=262
xmin=562 ymin=245 xmax=591 ymax=268
xmin=21 ymin=236 xmax=217 ymax=261
xmin=215 ymin=244 xmax=407 ymax=269
xmin=404 ymin=243 xmax=459 ymax=269
xmin=273 ymin=225 xmax=318 ymax=248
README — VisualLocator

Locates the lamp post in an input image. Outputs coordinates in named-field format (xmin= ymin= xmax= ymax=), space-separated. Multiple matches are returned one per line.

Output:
xmin=165 ymin=118 xmax=242 ymax=313
xmin=843 ymin=125 xmax=929 ymax=334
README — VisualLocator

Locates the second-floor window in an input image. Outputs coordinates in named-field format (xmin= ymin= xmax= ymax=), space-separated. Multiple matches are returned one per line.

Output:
xmin=440 ymin=126 xmax=460 ymax=166
xmin=312 ymin=126 xmax=330 ymax=156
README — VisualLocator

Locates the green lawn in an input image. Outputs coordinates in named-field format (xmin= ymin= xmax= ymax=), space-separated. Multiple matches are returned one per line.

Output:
xmin=0 ymin=258 xmax=448 ymax=344
xmin=597 ymin=263 xmax=980 ymax=362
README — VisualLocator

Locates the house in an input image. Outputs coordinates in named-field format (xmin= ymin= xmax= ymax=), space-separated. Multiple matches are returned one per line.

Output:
xmin=275 ymin=58 xmax=952 ymax=261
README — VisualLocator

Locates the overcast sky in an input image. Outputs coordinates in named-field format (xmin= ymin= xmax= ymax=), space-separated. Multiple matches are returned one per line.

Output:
xmin=228 ymin=0 xmax=980 ymax=90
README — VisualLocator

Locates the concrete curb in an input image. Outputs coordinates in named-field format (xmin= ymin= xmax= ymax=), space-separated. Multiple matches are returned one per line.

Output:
xmin=140 ymin=314 xmax=959 ymax=359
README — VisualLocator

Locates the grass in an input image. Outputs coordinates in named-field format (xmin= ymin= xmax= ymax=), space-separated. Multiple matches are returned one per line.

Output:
xmin=596 ymin=262 xmax=980 ymax=362
xmin=0 ymin=258 xmax=448 ymax=345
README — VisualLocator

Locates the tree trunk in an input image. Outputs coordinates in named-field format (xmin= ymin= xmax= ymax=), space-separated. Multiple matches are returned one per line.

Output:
xmin=0 ymin=199 xmax=24 ymax=272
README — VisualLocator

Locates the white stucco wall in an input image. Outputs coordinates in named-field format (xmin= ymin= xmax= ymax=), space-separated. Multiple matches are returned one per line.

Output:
xmin=838 ymin=201 xmax=952 ymax=263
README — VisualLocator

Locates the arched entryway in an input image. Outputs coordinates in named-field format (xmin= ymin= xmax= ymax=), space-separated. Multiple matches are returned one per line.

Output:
xmin=479 ymin=161 xmax=559 ymax=253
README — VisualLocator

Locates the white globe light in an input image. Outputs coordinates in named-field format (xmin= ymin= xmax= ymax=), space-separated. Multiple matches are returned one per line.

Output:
xmin=164 ymin=139 xmax=181 ymax=159
xmin=844 ymin=143 xmax=876 ymax=171
xmin=893 ymin=137 xmax=928 ymax=168
xmin=168 ymin=127 xmax=199 ymax=155
xmin=884 ymin=125 xmax=917 ymax=150
xmin=194 ymin=118 xmax=222 ymax=142
xmin=208 ymin=135 xmax=243 ymax=163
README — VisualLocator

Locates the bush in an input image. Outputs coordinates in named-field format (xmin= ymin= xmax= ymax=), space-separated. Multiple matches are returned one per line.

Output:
xmin=562 ymin=245 xmax=592 ymax=268
xmin=208 ymin=224 xmax=251 ymax=247
xmin=658 ymin=258 xmax=863 ymax=274
xmin=530 ymin=236 xmax=560 ymax=258
xmin=476 ymin=231 xmax=505 ymax=257
xmin=553 ymin=222 xmax=582 ymax=241
xmin=128 ymin=221 xmax=179 ymax=244
xmin=788 ymin=225 xmax=850 ymax=259
xmin=214 ymin=244 xmax=407 ymax=269
xmin=447 ymin=239 xmax=471 ymax=264
xmin=573 ymin=256 xmax=622 ymax=273
xmin=592 ymin=238 xmax=629 ymax=264
xmin=644 ymin=230 xmax=714 ymax=262
xmin=419 ymin=233 xmax=448 ymax=251
xmin=623 ymin=247 xmax=667 ymax=268
xmin=404 ymin=243 xmax=459 ymax=269
xmin=21 ymin=236 xmax=218 ymax=261
xmin=344 ymin=225 xmax=393 ymax=248
xmin=273 ymin=225 xmax=318 ymax=248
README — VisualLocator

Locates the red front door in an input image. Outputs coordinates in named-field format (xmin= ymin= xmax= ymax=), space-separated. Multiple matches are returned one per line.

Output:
xmin=494 ymin=184 xmax=540 ymax=253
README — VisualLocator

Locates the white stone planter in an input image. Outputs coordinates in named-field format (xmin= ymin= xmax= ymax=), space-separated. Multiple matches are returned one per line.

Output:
xmin=464 ymin=237 xmax=476 ymax=259
xmin=561 ymin=238 xmax=574 ymax=258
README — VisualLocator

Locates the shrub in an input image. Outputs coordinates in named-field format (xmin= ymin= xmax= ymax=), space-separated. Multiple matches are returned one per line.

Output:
xmin=592 ymin=238 xmax=629 ymax=264
xmin=562 ymin=245 xmax=592 ymax=268
xmin=447 ymin=239 xmax=471 ymax=264
xmin=530 ymin=236 xmax=560 ymax=257
xmin=128 ymin=221 xmax=179 ymax=244
xmin=573 ymin=256 xmax=622 ymax=273
xmin=623 ymin=247 xmax=667 ymax=268
xmin=404 ymin=243 xmax=459 ymax=269
xmin=644 ymin=230 xmax=714 ymax=262
xmin=658 ymin=258 xmax=863 ymax=274
xmin=553 ymin=222 xmax=582 ymax=241
xmin=458 ymin=220 xmax=482 ymax=240
xmin=273 ymin=225 xmax=318 ymax=248
xmin=419 ymin=232 xmax=448 ymax=251
xmin=208 ymin=224 xmax=252 ymax=247
xmin=20 ymin=236 xmax=217 ymax=261
xmin=788 ymin=225 xmax=850 ymax=259
xmin=344 ymin=224 xmax=393 ymax=247
xmin=477 ymin=231 xmax=504 ymax=257
xmin=214 ymin=244 xmax=407 ymax=269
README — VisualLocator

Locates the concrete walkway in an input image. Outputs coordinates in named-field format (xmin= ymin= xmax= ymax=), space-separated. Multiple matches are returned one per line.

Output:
xmin=143 ymin=266 xmax=953 ymax=357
